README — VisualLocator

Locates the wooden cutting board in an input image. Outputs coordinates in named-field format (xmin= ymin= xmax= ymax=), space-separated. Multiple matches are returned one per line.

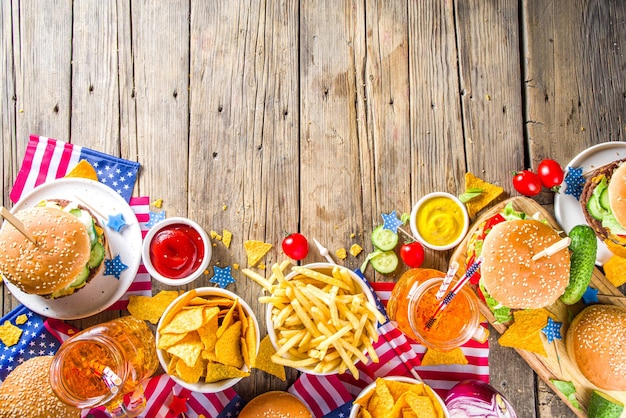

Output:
xmin=450 ymin=197 xmax=626 ymax=418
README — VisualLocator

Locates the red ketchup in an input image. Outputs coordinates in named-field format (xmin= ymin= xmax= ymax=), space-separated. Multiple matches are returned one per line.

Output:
xmin=149 ymin=223 xmax=205 ymax=279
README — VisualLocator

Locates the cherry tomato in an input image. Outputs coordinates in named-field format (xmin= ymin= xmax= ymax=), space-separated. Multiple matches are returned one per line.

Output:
xmin=537 ymin=158 xmax=565 ymax=189
xmin=512 ymin=170 xmax=542 ymax=197
xmin=281 ymin=233 xmax=309 ymax=260
xmin=400 ymin=241 xmax=425 ymax=268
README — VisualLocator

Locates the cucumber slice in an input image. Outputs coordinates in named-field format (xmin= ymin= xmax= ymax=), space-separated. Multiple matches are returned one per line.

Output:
xmin=587 ymin=193 xmax=609 ymax=221
xmin=70 ymin=266 xmax=90 ymax=288
xmin=70 ymin=208 xmax=97 ymax=244
xmin=371 ymin=225 xmax=399 ymax=251
xmin=88 ymin=242 xmax=105 ymax=269
xmin=370 ymin=250 xmax=398 ymax=274
xmin=599 ymin=187 xmax=610 ymax=211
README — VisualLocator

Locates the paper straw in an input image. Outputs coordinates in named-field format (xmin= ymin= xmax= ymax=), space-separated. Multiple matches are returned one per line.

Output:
xmin=426 ymin=256 xmax=484 ymax=329
xmin=435 ymin=262 xmax=459 ymax=300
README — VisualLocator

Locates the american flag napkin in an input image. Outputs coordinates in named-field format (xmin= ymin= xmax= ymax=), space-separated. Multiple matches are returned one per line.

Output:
xmin=0 ymin=304 xmax=76 ymax=382
xmin=8 ymin=136 xmax=151 ymax=310
xmin=10 ymin=135 xmax=140 ymax=204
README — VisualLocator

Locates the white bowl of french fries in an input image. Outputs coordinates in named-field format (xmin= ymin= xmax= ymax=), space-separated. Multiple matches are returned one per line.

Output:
xmin=155 ymin=287 xmax=260 ymax=393
xmin=245 ymin=261 xmax=385 ymax=379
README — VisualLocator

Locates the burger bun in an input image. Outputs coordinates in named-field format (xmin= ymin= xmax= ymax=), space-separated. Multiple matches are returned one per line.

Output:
xmin=608 ymin=160 xmax=626 ymax=228
xmin=480 ymin=219 xmax=570 ymax=309
xmin=0 ymin=356 xmax=80 ymax=417
xmin=239 ymin=391 xmax=313 ymax=418
xmin=0 ymin=206 xmax=92 ymax=296
xmin=566 ymin=304 xmax=626 ymax=391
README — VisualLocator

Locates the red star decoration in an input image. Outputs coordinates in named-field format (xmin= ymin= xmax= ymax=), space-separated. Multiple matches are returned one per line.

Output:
xmin=168 ymin=394 xmax=189 ymax=416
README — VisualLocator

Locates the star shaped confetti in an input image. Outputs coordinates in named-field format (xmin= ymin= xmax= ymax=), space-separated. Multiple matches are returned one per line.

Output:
xmin=582 ymin=285 xmax=599 ymax=304
xmin=106 ymin=213 xmax=127 ymax=232
xmin=381 ymin=210 xmax=403 ymax=233
xmin=104 ymin=254 xmax=128 ymax=280
xmin=564 ymin=166 xmax=585 ymax=200
xmin=168 ymin=392 xmax=189 ymax=416
xmin=146 ymin=210 xmax=166 ymax=228
xmin=210 ymin=265 xmax=235 ymax=288
xmin=541 ymin=317 xmax=563 ymax=344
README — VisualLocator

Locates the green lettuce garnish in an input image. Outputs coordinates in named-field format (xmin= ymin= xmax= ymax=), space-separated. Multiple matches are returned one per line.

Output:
xmin=479 ymin=280 xmax=512 ymax=323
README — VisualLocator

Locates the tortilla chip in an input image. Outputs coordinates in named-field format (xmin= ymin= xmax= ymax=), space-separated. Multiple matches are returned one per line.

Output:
xmin=253 ymin=335 xmax=285 ymax=380
xmin=14 ymin=315 xmax=28 ymax=325
xmin=65 ymin=160 xmax=98 ymax=181
xmin=176 ymin=356 xmax=206 ymax=384
xmin=244 ymin=240 xmax=273 ymax=266
xmin=335 ymin=248 xmax=347 ymax=260
xmin=159 ymin=306 xmax=206 ymax=334
xmin=464 ymin=172 xmax=504 ymax=218
xmin=165 ymin=332 xmax=202 ymax=367
xmin=217 ymin=299 xmax=239 ymax=338
xmin=368 ymin=379 xmax=395 ymax=418
xmin=157 ymin=332 xmax=188 ymax=349
xmin=215 ymin=321 xmax=244 ymax=368
xmin=605 ymin=239 xmax=626 ymax=259
xmin=128 ymin=290 xmax=180 ymax=324
xmin=205 ymin=362 xmax=249 ymax=383
xmin=350 ymin=243 xmax=363 ymax=257
xmin=405 ymin=392 xmax=436 ymax=418
xmin=222 ymin=229 xmax=233 ymax=248
xmin=158 ymin=290 xmax=198 ymax=331
xmin=421 ymin=347 xmax=469 ymax=366
xmin=498 ymin=309 xmax=549 ymax=356
xmin=0 ymin=321 xmax=22 ymax=347
xmin=603 ymin=254 xmax=626 ymax=287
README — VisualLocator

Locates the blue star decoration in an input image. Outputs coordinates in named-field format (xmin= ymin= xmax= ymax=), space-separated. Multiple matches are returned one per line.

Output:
xmin=104 ymin=254 xmax=129 ymax=280
xmin=210 ymin=265 xmax=235 ymax=288
xmin=381 ymin=210 xmax=403 ymax=233
xmin=582 ymin=285 xmax=599 ymax=304
xmin=106 ymin=213 xmax=127 ymax=232
xmin=146 ymin=210 xmax=166 ymax=228
xmin=542 ymin=317 xmax=563 ymax=344
xmin=564 ymin=166 xmax=585 ymax=200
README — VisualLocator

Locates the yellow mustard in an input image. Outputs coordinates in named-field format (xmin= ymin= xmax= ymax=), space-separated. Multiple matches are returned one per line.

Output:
xmin=416 ymin=196 xmax=464 ymax=246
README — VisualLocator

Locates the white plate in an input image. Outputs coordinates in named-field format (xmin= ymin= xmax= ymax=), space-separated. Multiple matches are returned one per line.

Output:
xmin=554 ymin=141 xmax=626 ymax=266
xmin=5 ymin=178 xmax=142 ymax=319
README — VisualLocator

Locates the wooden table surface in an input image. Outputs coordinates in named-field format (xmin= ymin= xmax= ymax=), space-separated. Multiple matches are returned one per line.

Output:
xmin=2 ymin=1 xmax=626 ymax=417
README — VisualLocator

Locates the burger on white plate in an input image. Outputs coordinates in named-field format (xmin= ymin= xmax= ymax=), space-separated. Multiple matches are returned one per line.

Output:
xmin=566 ymin=304 xmax=626 ymax=391
xmin=0 ymin=199 xmax=106 ymax=299
xmin=580 ymin=158 xmax=626 ymax=246
xmin=465 ymin=203 xmax=570 ymax=322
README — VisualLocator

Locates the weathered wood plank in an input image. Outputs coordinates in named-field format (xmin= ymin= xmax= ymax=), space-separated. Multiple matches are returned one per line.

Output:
xmin=188 ymin=0 xmax=301 ymax=400
xmin=454 ymin=1 xmax=537 ymax=417
xmin=131 ymin=0 xmax=189 ymax=215
xmin=299 ymin=1 xmax=368 ymax=271
xmin=71 ymin=1 xmax=120 ymax=153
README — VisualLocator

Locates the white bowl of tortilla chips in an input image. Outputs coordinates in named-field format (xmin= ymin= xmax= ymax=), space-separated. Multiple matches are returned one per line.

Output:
xmin=349 ymin=376 xmax=449 ymax=418
xmin=156 ymin=287 xmax=259 ymax=393
xmin=263 ymin=262 xmax=385 ymax=379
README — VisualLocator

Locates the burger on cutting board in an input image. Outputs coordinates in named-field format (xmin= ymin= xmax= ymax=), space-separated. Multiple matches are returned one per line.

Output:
xmin=0 ymin=199 xmax=106 ymax=299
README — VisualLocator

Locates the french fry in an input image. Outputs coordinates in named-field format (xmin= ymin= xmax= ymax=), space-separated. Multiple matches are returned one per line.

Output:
xmin=291 ymin=266 xmax=352 ymax=291
xmin=242 ymin=268 xmax=273 ymax=291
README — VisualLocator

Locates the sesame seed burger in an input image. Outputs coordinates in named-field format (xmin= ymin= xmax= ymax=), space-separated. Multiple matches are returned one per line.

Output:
xmin=565 ymin=304 xmax=626 ymax=391
xmin=239 ymin=391 xmax=313 ymax=418
xmin=580 ymin=158 xmax=626 ymax=247
xmin=465 ymin=203 xmax=570 ymax=322
xmin=0 ymin=356 xmax=80 ymax=418
xmin=0 ymin=199 xmax=106 ymax=299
